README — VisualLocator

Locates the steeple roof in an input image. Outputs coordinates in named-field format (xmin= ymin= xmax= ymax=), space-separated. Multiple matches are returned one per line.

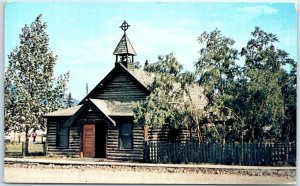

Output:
xmin=113 ymin=34 xmax=137 ymax=56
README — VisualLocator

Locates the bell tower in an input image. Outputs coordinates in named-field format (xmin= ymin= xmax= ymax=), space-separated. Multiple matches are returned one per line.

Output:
xmin=113 ymin=20 xmax=136 ymax=69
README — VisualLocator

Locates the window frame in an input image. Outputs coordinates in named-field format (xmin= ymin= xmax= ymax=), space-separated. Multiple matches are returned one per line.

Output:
xmin=56 ymin=122 xmax=69 ymax=148
xmin=118 ymin=123 xmax=133 ymax=150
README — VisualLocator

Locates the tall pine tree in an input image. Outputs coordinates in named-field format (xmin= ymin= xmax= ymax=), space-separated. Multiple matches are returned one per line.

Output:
xmin=5 ymin=15 xmax=69 ymax=140
xmin=66 ymin=92 xmax=75 ymax=108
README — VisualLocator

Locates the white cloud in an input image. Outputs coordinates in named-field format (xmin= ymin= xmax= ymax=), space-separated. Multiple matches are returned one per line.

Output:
xmin=237 ymin=5 xmax=278 ymax=16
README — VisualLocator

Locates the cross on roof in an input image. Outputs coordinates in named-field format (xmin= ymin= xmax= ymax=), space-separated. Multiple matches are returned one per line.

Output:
xmin=120 ymin=20 xmax=130 ymax=33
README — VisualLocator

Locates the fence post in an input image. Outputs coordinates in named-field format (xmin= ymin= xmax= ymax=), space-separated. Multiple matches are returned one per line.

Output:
xmin=175 ymin=142 xmax=178 ymax=163
xmin=43 ymin=142 xmax=46 ymax=156
xmin=147 ymin=142 xmax=150 ymax=162
xmin=220 ymin=143 xmax=223 ymax=164
xmin=205 ymin=143 xmax=208 ymax=163
xmin=270 ymin=143 xmax=273 ymax=164
xmin=249 ymin=143 xmax=252 ymax=165
xmin=243 ymin=143 xmax=247 ymax=165
xmin=152 ymin=142 xmax=154 ymax=163
xmin=151 ymin=142 xmax=154 ymax=162
xmin=22 ymin=142 xmax=26 ymax=157
xmin=265 ymin=143 xmax=268 ymax=165
xmin=155 ymin=142 xmax=158 ymax=163
xmin=172 ymin=143 xmax=176 ymax=163
xmin=230 ymin=143 xmax=233 ymax=165
xmin=44 ymin=142 xmax=47 ymax=156
xmin=284 ymin=143 xmax=288 ymax=164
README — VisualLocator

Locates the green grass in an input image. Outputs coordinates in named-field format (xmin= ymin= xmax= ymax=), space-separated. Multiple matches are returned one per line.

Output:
xmin=5 ymin=143 xmax=22 ymax=153
xmin=28 ymin=143 xmax=44 ymax=153
xmin=5 ymin=142 xmax=44 ymax=153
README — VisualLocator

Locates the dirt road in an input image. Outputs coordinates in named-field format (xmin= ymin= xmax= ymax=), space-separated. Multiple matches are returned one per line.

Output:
xmin=4 ymin=166 xmax=295 ymax=184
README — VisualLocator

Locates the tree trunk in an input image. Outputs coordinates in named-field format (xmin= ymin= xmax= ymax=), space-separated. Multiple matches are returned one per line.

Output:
xmin=197 ymin=124 xmax=202 ymax=143
xmin=248 ymin=123 xmax=252 ymax=143
xmin=218 ymin=61 xmax=224 ymax=97
xmin=222 ymin=120 xmax=226 ymax=144
xmin=25 ymin=126 xmax=29 ymax=155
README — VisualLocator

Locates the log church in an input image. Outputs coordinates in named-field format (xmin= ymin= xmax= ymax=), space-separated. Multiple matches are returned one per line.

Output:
xmin=44 ymin=21 xmax=205 ymax=161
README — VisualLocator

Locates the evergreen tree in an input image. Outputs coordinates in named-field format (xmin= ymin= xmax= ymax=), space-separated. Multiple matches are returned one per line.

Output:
xmin=66 ymin=92 xmax=75 ymax=108
xmin=4 ymin=15 xmax=69 ymax=141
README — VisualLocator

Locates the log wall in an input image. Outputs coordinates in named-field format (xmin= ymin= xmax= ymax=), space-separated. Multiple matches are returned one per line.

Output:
xmin=47 ymin=115 xmax=145 ymax=161
xmin=47 ymin=109 xmax=109 ymax=158
xmin=93 ymin=69 xmax=148 ymax=102
xmin=147 ymin=125 xmax=193 ymax=143
xmin=47 ymin=117 xmax=81 ymax=158
xmin=106 ymin=125 xmax=144 ymax=161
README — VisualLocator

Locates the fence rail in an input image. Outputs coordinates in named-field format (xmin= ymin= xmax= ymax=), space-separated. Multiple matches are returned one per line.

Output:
xmin=144 ymin=142 xmax=296 ymax=166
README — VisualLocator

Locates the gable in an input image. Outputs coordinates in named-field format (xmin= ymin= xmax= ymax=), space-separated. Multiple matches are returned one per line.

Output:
xmin=94 ymin=69 xmax=148 ymax=101
xmin=80 ymin=63 xmax=150 ymax=104
xmin=65 ymin=99 xmax=116 ymax=127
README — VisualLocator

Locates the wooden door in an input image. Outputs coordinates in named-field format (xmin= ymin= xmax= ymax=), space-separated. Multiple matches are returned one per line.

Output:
xmin=83 ymin=124 xmax=95 ymax=158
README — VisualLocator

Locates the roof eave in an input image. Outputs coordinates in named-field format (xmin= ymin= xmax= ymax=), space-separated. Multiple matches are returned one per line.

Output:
xmin=65 ymin=99 xmax=116 ymax=127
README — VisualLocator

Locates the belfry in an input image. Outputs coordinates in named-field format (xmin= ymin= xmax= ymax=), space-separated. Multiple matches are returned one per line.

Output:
xmin=113 ymin=20 xmax=137 ymax=69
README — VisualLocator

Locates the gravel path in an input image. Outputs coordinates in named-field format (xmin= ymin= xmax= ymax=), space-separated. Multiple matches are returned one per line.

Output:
xmin=4 ymin=166 xmax=295 ymax=184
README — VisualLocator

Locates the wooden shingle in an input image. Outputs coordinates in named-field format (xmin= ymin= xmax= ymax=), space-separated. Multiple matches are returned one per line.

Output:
xmin=113 ymin=34 xmax=136 ymax=56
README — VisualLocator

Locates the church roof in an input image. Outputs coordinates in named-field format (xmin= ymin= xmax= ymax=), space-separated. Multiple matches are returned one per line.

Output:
xmin=43 ymin=99 xmax=134 ymax=118
xmin=121 ymin=63 xmax=155 ymax=87
xmin=79 ymin=62 xmax=151 ymax=104
xmin=44 ymin=62 xmax=206 ymax=119
xmin=43 ymin=105 xmax=82 ymax=117
xmin=90 ymin=99 xmax=134 ymax=116
xmin=125 ymin=66 xmax=206 ymax=110
xmin=113 ymin=34 xmax=137 ymax=56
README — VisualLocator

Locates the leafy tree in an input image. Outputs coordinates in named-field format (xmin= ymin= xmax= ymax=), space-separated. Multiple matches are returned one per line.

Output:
xmin=279 ymin=62 xmax=296 ymax=142
xmin=237 ymin=27 xmax=296 ymax=142
xmin=195 ymin=29 xmax=241 ymax=143
xmin=4 ymin=15 xmax=69 ymax=141
xmin=134 ymin=28 xmax=296 ymax=144
xmin=133 ymin=53 xmax=204 ymax=142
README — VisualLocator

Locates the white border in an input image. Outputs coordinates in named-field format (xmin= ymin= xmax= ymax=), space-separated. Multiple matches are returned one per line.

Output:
xmin=0 ymin=1 xmax=298 ymax=186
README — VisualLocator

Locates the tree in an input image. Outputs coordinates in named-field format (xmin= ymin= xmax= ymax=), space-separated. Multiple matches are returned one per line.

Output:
xmin=66 ymin=92 xmax=75 ymax=108
xmin=195 ymin=29 xmax=241 ymax=143
xmin=133 ymin=61 xmax=142 ymax=69
xmin=133 ymin=53 xmax=204 ymax=142
xmin=279 ymin=62 xmax=296 ymax=142
xmin=4 ymin=15 xmax=69 ymax=141
xmin=237 ymin=27 xmax=296 ymax=142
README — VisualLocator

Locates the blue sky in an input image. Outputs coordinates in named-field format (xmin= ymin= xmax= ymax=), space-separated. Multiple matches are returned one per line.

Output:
xmin=5 ymin=2 xmax=297 ymax=100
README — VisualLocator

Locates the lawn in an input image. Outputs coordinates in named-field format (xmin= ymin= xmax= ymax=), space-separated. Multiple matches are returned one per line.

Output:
xmin=5 ymin=142 xmax=45 ymax=155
